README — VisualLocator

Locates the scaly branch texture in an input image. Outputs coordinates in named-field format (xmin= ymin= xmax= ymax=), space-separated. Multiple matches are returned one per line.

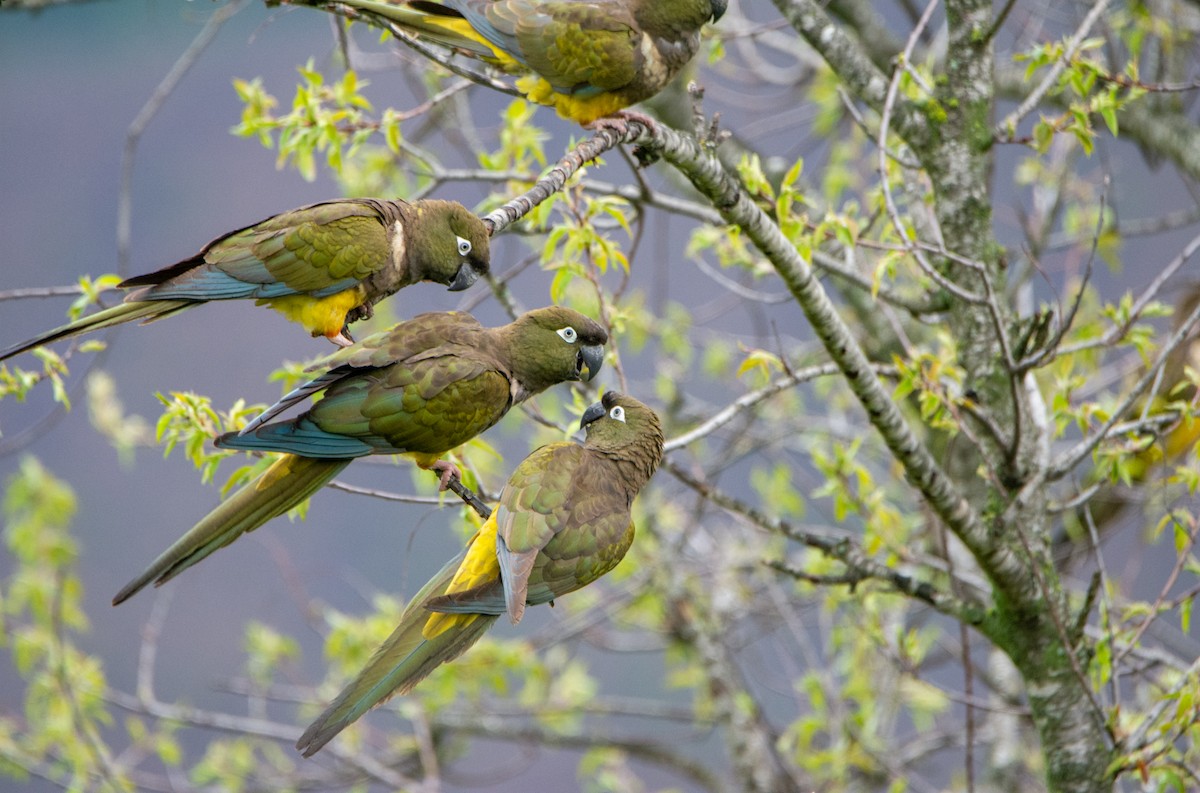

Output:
xmin=490 ymin=101 xmax=1111 ymax=790
xmin=487 ymin=121 xmax=982 ymax=542
xmin=485 ymin=120 xmax=998 ymax=590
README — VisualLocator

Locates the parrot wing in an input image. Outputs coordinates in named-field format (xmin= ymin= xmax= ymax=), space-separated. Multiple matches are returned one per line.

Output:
xmin=122 ymin=200 xmax=395 ymax=301
xmin=453 ymin=0 xmax=639 ymax=93
xmin=232 ymin=345 xmax=513 ymax=459
xmin=492 ymin=441 xmax=580 ymax=623
xmin=239 ymin=312 xmax=487 ymax=434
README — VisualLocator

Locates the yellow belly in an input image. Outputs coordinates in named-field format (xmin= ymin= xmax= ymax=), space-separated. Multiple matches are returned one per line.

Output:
xmin=259 ymin=288 xmax=365 ymax=339
xmin=516 ymin=75 xmax=631 ymax=124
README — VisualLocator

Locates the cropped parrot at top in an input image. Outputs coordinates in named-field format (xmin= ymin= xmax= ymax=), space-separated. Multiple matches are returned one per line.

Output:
xmin=0 ymin=198 xmax=491 ymax=361
xmin=110 ymin=306 xmax=608 ymax=605
xmin=295 ymin=391 xmax=664 ymax=756
xmin=280 ymin=0 xmax=727 ymax=125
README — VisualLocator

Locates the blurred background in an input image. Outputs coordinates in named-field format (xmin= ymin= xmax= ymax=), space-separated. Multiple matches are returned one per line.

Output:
xmin=0 ymin=3 xmax=735 ymax=789
xmin=2 ymin=2 xmax=1199 ymax=791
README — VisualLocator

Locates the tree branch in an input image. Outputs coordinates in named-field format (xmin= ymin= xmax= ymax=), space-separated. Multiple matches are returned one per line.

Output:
xmin=770 ymin=0 xmax=930 ymax=148
xmin=666 ymin=459 xmax=988 ymax=624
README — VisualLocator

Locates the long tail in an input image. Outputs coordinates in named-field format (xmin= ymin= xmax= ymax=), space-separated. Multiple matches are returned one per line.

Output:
xmin=296 ymin=553 xmax=498 ymax=756
xmin=0 ymin=299 xmax=192 ymax=363
xmin=296 ymin=0 xmax=504 ymax=62
xmin=112 ymin=455 xmax=348 ymax=605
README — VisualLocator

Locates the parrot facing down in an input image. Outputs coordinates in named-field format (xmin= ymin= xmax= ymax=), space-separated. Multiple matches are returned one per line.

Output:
xmin=295 ymin=391 xmax=664 ymax=756
xmin=282 ymin=0 xmax=727 ymax=125
xmin=0 ymin=198 xmax=491 ymax=361
xmin=111 ymin=306 xmax=608 ymax=605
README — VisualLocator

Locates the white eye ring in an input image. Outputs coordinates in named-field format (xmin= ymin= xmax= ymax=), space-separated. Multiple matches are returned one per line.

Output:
xmin=456 ymin=236 xmax=472 ymax=255
xmin=557 ymin=327 xmax=578 ymax=343
xmin=609 ymin=405 xmax=625 ymax=422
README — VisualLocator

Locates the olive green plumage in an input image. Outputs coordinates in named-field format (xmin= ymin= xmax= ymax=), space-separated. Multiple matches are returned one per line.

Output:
xmin=281 ymin=0 xmax=727 ymax=124
xmin=295 ymin=391 xmax=663 ymax=756
xmin=0 ymin=198 xmax=491 ymax=360
xmin=111 ymin=306 xmax=608 ymax=605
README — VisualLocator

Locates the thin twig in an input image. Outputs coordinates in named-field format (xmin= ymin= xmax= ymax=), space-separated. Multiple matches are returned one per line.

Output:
xmin=118 ymin=0 xmax=250 ymax=275
xmin=994 ymin=0 xmax=1112 ymax=138
xmin=443 ymin=475 xmax=493 ymax=519
xmin=1048 ymin=298 xmax=1200 ymax=479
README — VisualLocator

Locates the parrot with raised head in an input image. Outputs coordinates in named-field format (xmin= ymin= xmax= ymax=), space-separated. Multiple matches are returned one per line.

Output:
xmin=279 ymin=0 xmax=727 ymax=125
xmin=295 ymin=391 xmax=664 ymax=756
xmin=111 ymin=306 xmax=608 ymax=605
xmin=0 ymin=198 xmax=491 ymax=361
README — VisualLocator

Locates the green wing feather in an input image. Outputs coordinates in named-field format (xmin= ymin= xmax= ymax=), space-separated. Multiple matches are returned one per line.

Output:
xmin=299 ymin=313 xmax=516 ymax=455
xmin=493 ymin=442 xmax=578 ymax=621
xmin=508 ymin=2 xmax=640 ymax=93
xmin=300 ymin=352 xmax=513 ymax=455
xmin=233 ymin=207 xmax=392 ymax=290
xmin=123 ymin=200 xmax=396 ymax=299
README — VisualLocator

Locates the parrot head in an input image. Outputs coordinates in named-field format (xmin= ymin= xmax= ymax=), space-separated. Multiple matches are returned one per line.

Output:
xmin=411 ymin=200 xmax=492 ymax=292
xmin=637 ymin=0 xmax=727 ymax=31
xmin=581 ymin=391 xmax=665 ymax=478
xmin=505 ymin=306 xmax=608 ymax=396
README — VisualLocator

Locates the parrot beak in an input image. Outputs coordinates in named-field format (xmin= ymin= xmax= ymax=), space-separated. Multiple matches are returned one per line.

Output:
xmin=447 ymin=262 xmax=479 ymax=292
xmin=577 ymin=344 xmax=605 ymax=381
xmin=711 ymin=0 xmax=727 ymax=21
xmin=580 ymin=400 xmax=606 ymax=429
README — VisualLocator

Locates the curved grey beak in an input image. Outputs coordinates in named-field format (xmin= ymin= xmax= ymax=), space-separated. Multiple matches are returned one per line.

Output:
xmin=579 ymin=344 xmax=605 ymax=381
xmin=580 ymin=400 xmax=606 ymax=429
xmin=447 ymin=262 xmax=479 ymax=292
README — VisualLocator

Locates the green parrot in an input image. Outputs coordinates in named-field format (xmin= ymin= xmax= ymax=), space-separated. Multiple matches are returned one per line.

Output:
xmin=110 ymin=306 xmax=608 ymax=605
xmin=295 ymin=391 xmax=664 ymax=756
xmin=0 ymin=198 xmax=491 ymax=361
xmin=279 ymin=0 xmax=727 ymax=125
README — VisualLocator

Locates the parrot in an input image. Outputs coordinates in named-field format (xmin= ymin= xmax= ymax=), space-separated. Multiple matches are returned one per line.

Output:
xmin=294 ymin=390 xmax=664 ymax=756
xmin=0 ymin=198 xmax=491 ymax=361
xmin=278 ymin=0 xmax=727 ymax=125
xmin=110 ymin=306 xmax=609 ymax=605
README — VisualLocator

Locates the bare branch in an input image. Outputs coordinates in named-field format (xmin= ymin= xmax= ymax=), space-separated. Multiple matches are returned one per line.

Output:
xmin=666 ymin=459 xmax=988 ymax=623
xmin=119 ymin=0 xmax=250 ymax=275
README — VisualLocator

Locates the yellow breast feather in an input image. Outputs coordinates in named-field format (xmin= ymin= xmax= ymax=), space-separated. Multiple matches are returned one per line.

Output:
xmin=261 ymin=287 xmax=366 ymax=339
xmin=423 ymin=510 xmax=500 ymax=639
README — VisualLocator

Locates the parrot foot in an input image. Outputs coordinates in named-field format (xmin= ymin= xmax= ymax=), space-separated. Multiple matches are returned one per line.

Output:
xmin=587 ymin=109 xmax=659 ymax=138
xmin=346 ymin=302 xmax=374 ymax=325
xmin=431 ymin=459 xmax=462 ymax=491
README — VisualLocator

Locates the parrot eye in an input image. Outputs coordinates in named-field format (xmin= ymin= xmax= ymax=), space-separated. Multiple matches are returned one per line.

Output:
xmin=556 ymin=327 xmax=578 ymax=343
xmin=609 ymin=406 xmax=626 ymax=423
xmin=456 ymin=236 xmax=472 ymax=256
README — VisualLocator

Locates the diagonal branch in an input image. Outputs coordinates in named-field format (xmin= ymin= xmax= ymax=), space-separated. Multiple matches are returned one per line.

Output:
xmin=616 ymin=121 xmax=1019 ymax=598
xmin=770 ymin=0 xmax=931 ymax=148
xmin=666 ymin=459 xmax=987 ymax=622
xmin=993 ymin=0 xmax=1111 ymax=138
xmin=119 ymin=0 xmax=250 ymax=275
xmin=665 ymin=363 xmax=843 ymax=452
xmin=1048 ymin=297 xmax=1200 ymax=479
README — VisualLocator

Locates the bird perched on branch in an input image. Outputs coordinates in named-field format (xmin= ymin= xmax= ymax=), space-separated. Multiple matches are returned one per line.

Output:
xmin=295 ymin=391 xmax=663 ymax=756
xmin=111 ymin=306 xmax=608 ymax=605
xmin=280 ymin=0 xmax=727 ymax=125
xmin=0 ymin=198 xmax=491 ymax=360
